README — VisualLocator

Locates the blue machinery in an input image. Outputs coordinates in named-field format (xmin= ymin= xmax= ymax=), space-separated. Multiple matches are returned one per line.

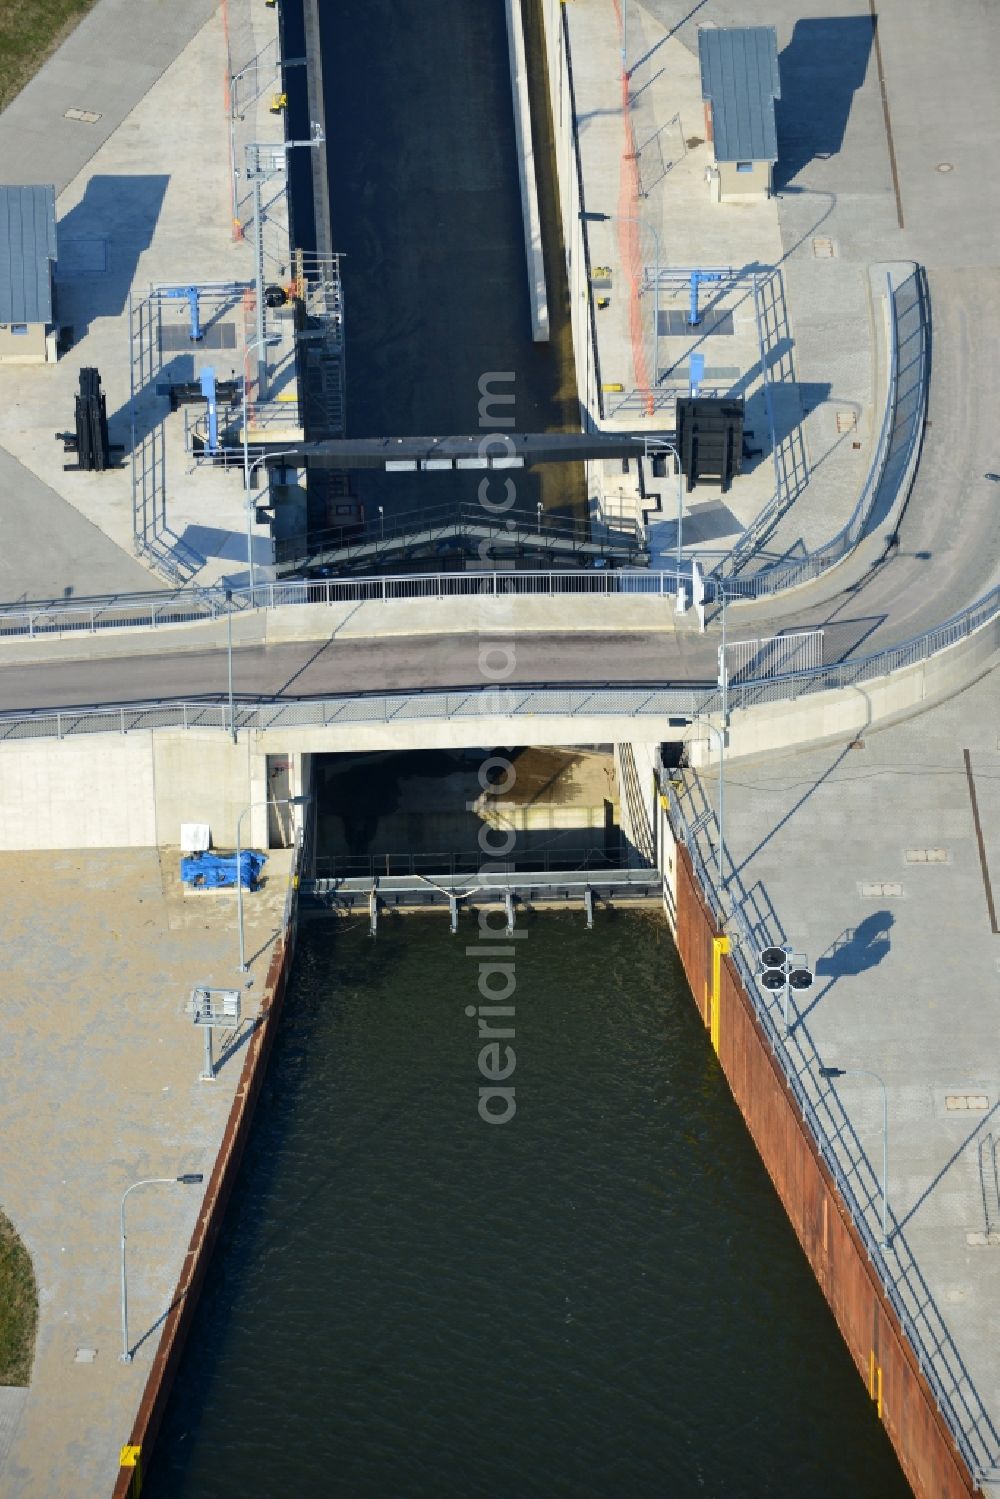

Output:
xmin=687 ymin=268 xmax=727 ymax=327
xmin=199 ymin=367 xmax=219 ymax=454
xmin=162 ymin=285 xmax=204 ymax=343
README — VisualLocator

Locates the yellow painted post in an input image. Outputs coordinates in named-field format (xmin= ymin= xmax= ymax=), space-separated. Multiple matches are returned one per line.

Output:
xmin=876 ymin=1364 xmax=883 ymax=1419
xmin=710 ymin=936 xmax=728 ymax=1054
xmin=120 ymin=1445 xmax=142 ymax=1494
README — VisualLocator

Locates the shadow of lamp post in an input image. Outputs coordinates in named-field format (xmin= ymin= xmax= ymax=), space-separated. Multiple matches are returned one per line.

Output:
xmin=120 ymin=1173 xmax=204 ymax=1363
xmin=819 ymin=1064 xmax=889 ymax=1248
xmin=236 ymin=793 xmax=310 ymax=972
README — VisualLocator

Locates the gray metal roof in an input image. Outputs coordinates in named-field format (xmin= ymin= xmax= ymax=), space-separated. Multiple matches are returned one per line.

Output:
xmin=698 ymin=27 xmax=780 ymax=163
xmin=0 ymin=185 xmax=57 ymax=324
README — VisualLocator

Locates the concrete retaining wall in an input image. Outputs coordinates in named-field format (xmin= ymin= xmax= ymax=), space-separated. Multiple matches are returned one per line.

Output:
xmin=661 ymin=816 xmax=978 ymax=1499
xmin=505 ymin=0 xmax=549 ymax=341
xmin=0 ymin=733 xmax=302 ymax=850
xmin=690 ymin=610 xmax=1000 ymax=767
xmin=539 ymin=0 xmax=603 ymax=529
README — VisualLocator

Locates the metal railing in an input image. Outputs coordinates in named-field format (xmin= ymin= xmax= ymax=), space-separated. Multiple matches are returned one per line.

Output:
xmin=0 ymin=569 xmax=684 ymax=640
xmin=312 ymin=844 xmax=629 ymax=880
xmin=0 ymin=686 xmax=710 ymax=744
xmin=663 ymin=772 xmax=1000 ymax=1485
xmin=1 ymin=563 xmax=998 ymax=738
xmin=276 ymin=501 xmax=644 ymax=570
xmin=714 ymin=266 xmax=929 ymax=596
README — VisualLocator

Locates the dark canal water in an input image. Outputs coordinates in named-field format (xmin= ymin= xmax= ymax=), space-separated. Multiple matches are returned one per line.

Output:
xmin=147 ymin=912 xmax=909 ymax=1497
xmin=309 ymin=0 xmax=584 ymax=524
xmin=145 ymin=4 xmax=909 ymax=1494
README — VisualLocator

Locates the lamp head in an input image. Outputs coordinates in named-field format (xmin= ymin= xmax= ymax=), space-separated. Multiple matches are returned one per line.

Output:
xmin=818 ymin=1066 xmax=846 ymax=1080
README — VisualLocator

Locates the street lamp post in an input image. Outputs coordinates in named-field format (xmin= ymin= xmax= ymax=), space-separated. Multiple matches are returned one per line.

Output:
xmin=242 ymin=446 xmax=300 ymax=594
xmin=637 ymin=437 xmax=684 ymax=603
xmin=235 ymin=792 xmax=309 ymax=972
xmin=241 ymin=328 xmax=285 ymax=593
xmin=668 ymin=714 xmax=726 ymax=887
xmin=717 ymin=580 xmax=731 ymax=726
xmin=224 ymin=587 xmax=235 ymax=745
xmin=120 ymin=1173 xmax=204 ymax=1363
xmin=818 ymin=1065 xmax=890 ymax=1248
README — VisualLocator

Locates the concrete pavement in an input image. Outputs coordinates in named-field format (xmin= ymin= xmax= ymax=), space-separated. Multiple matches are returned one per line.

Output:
xmin=0 ymin=846 xmax=292 ymax=1499
xmin=558 ymin=0 xmax=1000 ymax=610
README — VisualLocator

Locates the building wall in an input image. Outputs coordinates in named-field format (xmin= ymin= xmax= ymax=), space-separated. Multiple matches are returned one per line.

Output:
xmin=0 ymin=321 xmax=48 ymax=363
xmin=716 ymin=159 xmax=772 ymax=200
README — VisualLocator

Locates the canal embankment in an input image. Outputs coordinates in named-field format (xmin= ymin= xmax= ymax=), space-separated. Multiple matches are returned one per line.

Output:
xmin=112 ymin=842 xmax=304 ymax=1499
xmin=631 ymin=668 xmax=1000 ymax=1498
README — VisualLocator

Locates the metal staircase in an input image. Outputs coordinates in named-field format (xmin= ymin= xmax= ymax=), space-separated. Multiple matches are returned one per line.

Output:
xmin=275 ymin=502 xmax=648 ymax=576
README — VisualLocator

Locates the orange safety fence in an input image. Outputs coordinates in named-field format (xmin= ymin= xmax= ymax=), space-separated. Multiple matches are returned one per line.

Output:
xmin=610 ymin=0 xmax=654 ymax=415
xmin=221 ymin=0 xmax=244 ymax=240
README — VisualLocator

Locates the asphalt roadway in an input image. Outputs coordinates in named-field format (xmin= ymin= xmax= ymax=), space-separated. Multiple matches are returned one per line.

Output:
xmin=2 ymin=264 xmax=998 ymax=715
xmin=2 ymin=1 xmax=999 ymax=717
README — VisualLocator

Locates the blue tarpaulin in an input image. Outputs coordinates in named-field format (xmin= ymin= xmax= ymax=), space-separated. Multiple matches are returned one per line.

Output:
xmin=180 ymin=851 xmax=267 ymax=889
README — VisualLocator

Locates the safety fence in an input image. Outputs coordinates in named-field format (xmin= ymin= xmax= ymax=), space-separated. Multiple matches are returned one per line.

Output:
xmin=665 ymin=773 xmax=1000 ymax=1488
xmin=0 ymin=686 xmax=709 ymax=745
xmin=714 ymin=266 xmax=929 ymax=595
xmin=0 ymin=569 xmax=684 ymax=639
xmin=312 ymin=845 xmax=628 ymax=880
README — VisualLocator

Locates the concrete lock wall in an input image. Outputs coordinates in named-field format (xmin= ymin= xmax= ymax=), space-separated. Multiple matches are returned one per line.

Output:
xmin=657 ymin=806 xmax=978 ymax=1499
xmin=0 ymin=735 xmax=157 ymax=848
xmin=614 ymin=740 xmax=661 ymax=865
xmin=539 ymin=0 xmax=606 ymax=522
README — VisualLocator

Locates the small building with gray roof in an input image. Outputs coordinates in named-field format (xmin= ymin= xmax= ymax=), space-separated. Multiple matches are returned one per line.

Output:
xmin=0 ymin=184 xmax=58 ymax=364
xmin=698 ymin=26 xmax=781 ymax=203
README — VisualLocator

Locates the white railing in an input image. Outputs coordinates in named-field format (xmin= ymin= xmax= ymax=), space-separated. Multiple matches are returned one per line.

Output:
xmin=0 ymin=569 xmax=685 ymax=640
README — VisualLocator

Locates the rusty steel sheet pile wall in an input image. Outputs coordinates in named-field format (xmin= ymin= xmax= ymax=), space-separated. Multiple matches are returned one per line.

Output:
xmin=112 ymin=874 xmax=302 ymax=1499
xmin=673 ymin=845 xmax=977 ymax=1499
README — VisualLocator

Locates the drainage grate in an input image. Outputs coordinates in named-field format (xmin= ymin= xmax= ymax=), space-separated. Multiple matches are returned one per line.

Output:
xmin=859 ymin=880 xmax=903 ymax=897
xmin=905 ymin=848 xmax=950 ymax=864
xmin=64 ymin=107 xmax=102 ymax=124
xmin=160 ymin=321 xmax=237 ymax=352
xmin=812 ymin=236 xmax=836 ymax=257
xmin=658 ymin=309 xmax=734 ymax=337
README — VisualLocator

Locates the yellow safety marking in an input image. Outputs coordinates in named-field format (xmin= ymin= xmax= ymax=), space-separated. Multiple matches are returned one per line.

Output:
xmin=876 ymin=1364 xmax=883 ymax=1419
xmin=120 ymin=1447 xmax=141 ymax=1469
xmin=710 ymin=936 xmax=729 ymax=1055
